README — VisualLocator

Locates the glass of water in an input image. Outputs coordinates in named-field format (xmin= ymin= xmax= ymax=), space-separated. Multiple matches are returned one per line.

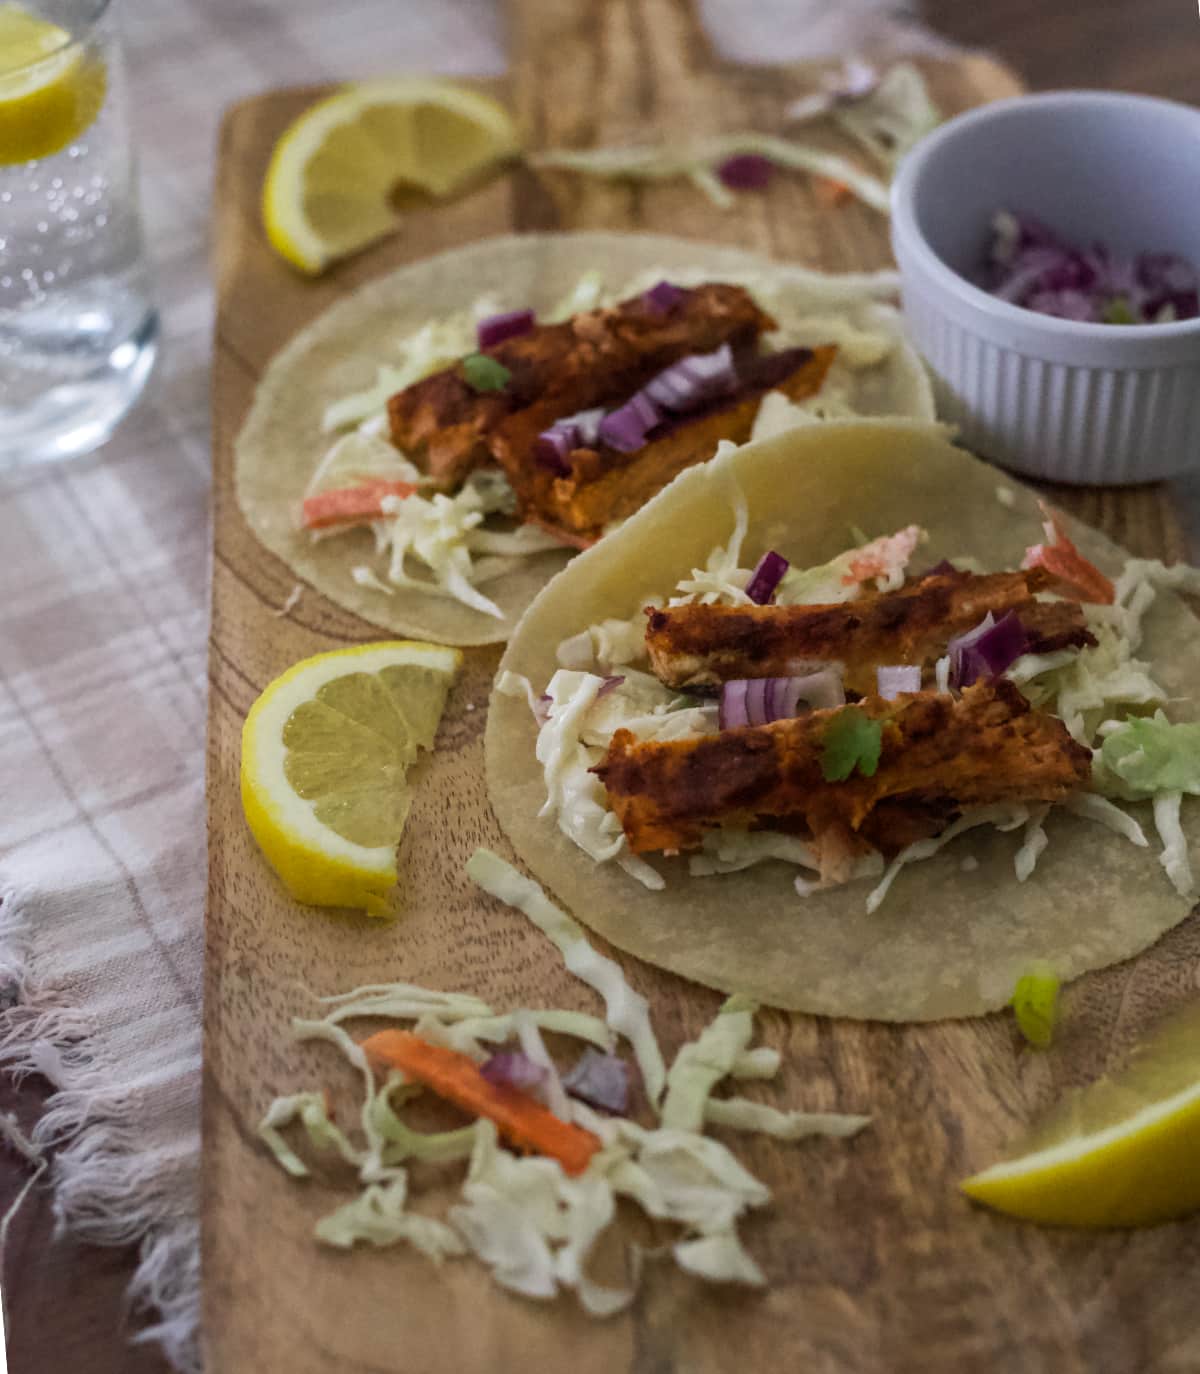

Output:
xmin=0 ymin=0 xmax=158 ymax=469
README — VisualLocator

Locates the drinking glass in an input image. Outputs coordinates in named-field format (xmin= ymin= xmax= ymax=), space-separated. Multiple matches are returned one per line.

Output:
xmin=0 ymin=0 xmax=158 ymax=468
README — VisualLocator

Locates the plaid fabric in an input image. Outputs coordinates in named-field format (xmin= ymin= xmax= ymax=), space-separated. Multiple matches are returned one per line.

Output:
xmin=0 ymin=2 xmax=967 ymax=1370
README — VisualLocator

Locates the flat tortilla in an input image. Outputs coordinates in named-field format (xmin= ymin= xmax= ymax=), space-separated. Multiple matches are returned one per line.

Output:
xmin=485 ymin=420 xmax=1200 ymax=1020
xmin=236 ymin=232 xmax=933 ymax=646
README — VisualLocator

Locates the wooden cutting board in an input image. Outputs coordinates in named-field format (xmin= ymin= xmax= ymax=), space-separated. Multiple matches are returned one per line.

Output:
xmin=204 ymin=4 xmax=1200 ymax=1370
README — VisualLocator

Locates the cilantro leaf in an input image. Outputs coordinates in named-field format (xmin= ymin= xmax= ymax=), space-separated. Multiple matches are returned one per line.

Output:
xmin=819 ymin=706 xmax=882 ymax=782
xmin=462 ymin=353 xmax=512 ymax=392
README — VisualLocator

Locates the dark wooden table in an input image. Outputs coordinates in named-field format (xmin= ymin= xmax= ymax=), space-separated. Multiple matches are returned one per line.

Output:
xmin=5 ymin=2 xmax=1198 ymax=1370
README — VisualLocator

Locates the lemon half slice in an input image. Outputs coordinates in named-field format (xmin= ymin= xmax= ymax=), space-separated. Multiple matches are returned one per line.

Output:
xmin=262 ymin=78 xmax=521 ymax=274
xmin=0 ymin=3 xmax=106 ymax=165
xmin=963 ymin=1003 xmax=1200 ymax=1227
xmin=240 ymin=641 xmax=461 ymax=916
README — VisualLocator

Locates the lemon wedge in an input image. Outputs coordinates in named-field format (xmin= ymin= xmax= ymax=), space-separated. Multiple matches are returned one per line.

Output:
xmin=0 ymin=2 xmax=106 ymax=165
xmin=262 ymin=78 xmax=521 ymax=275
xmin=963 ymin=1003 xmax=1200 ymax=1227
xmin=240 ymin=641 xmax=461 ymax=915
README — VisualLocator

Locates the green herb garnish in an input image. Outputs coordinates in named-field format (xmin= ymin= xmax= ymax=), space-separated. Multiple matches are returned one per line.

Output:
xmin=1011 ymin=961 xmax=1059 ymax=1049
xmin=461 ymin=353 xmax=512 ymax=392
xmin=1102 ymin=296 xmax=1138 ymax=325
xmin=819 ymin=706 xmax=882 ymax=782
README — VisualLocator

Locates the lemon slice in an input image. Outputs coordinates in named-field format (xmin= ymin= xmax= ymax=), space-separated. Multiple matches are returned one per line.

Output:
xmin=962 ymin=1003 xmax=1200 ymax=1227
xmin=262 ymin=78 xmax=521 ymax=275
xmin=240 ymin=641 xmax=461 ymax=916
xmin=0 ymin=3 xmax=106 ymax=165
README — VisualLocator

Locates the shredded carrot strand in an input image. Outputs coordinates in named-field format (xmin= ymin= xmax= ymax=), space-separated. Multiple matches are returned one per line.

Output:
xmin=1021 ymin=503 xmax=1115 ymax=604
xmin=814 ymin=176 xmax=851 ymax=207
xmin=361 ymin=1029 xmax=601 ymax=1176
xmin=301 ymin=479 xmax=417 ymax=530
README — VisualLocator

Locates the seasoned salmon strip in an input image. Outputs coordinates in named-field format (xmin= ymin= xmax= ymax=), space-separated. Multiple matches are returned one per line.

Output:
xmin=644 ymin=569 xmax=1096 ymax=696
xmin=496 ymin=346 xmax=837 ymax=548
xmin=594 ymin=679 xmax=1092 ymax=856
xmin=387 ymin=283 xmax=774 ymax=490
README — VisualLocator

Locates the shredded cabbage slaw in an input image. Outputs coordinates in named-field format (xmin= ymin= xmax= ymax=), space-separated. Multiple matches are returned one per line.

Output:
xmin=260 ymin=850 xmax=869 ymax=1313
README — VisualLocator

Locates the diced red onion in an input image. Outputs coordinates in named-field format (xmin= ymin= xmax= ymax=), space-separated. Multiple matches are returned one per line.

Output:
xmin=570 ymin=407 xmax=605 ymax=447
xmin=481 ymin=1050 xmax=548 ymax=1091
xmin=948 ymin=610 xmax=1030 ymax=688
xmin=476 ymin=309 xmax=535 ymax=349
xmin=745 ymin=550 xmax=789 ymax=604
xmin=719 ymin=669 xmax=845 ymax=728
xmin=596 ymin=674 xmax=625 ymax=700
xmin=642 ymin=280 xmax=685 ymax=315
xmin=917 ymin=558 xmax=957 ymax=580
xmin=716 ymin=153 xmax=775 ymax=191
xmin=983 ymin=211 xmax=1199 ymax=324
xmin=876 ymin=665 xmax=922 ymax=699
xmin=563 ymin=1048 xmax=630 ymax=1114
xmin=599 ymin=391 xmax=662 ymax=453
xmin=534 ymin=426 xmax=575 ymax=474
xmin=534 ymin=406 xmax=608 ymax=473
xmin=719 ymin=678 xmax=750 ymax=729
xmin=533 ymin=693 xmax=552 ymax=726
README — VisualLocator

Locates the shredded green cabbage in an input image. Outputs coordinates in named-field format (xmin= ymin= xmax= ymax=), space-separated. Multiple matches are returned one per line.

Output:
xmin=466 ymin=849 xmax=667 ymax=1104
xmin=531 ymin=135 xmax=890 ymax=213
xmin=1096 ymin=711 xmax=1200 ymax=799
xmin=316 ymin=1175 xmax=468 ymax=1258
xmin=260 ymin=872 xmax=870 ymax=1319
xmin=673 ymin=1230 xmax=765 ymax=1286
xmin=704 ymin=1098 xmax=870 ymax=1139
xmin=661 ymin=997 xmax=757 ymax=1133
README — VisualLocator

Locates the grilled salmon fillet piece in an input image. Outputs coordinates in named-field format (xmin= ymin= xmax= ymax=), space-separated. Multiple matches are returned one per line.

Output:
xmin=594 ymin=679 xmax=1092 ymax=856
xmin=495 ymin=345 xmax=838 ymax=548
xmin=387 ymin=283 xmax=774 ymax=490
xmin=645 ymin=568 xmax=1096 ymax=695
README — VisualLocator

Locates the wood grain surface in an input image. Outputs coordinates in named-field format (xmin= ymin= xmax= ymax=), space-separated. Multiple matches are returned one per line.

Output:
xmin=203 ymin=10 xmax=1200 ymax=1374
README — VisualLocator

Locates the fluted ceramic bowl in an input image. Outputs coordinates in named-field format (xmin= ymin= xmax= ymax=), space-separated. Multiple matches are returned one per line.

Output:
xmin=891 ymin=91 xmax=1200 ymax=484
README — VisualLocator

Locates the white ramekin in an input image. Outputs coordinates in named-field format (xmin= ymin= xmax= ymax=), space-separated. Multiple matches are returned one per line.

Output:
xmin=891 ymin=91 xmax=1200 ymax=484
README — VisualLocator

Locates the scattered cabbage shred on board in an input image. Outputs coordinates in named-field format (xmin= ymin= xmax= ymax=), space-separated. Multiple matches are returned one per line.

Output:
xmin=259 ymin=850 xmax=869 ymax=1312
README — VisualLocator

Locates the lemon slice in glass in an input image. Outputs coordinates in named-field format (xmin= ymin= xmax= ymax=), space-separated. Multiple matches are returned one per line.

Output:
xmin=240 ymin=641 xmax=461 ymax=916
xmin=962 ymin=1002 xmax=1200 ymax=1227
xmin=262 ymin=77 xmax=521 ymax=275
xmin=0 ymin=2 xmax=107 ymax=165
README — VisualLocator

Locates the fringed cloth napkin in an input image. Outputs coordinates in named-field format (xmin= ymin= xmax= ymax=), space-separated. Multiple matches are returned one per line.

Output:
xmin=0 ymin=1 xmax=949 ymax=1368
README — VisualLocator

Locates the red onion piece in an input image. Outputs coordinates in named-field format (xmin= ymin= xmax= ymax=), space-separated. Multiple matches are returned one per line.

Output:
xmin=719 ymin=669 xmax=845 ymax=728
xmin=476 ymin=309 xmax=535 ymax=349
xmin=745 ymin=550 xmax=789 ymax=604
xmin=948 ymin=610 xmax=1030 ymax=688
xmin=596 ymin=675 xmax=625 ymax=700
xmin=563 ymin=1048 xmax=630 ymax=1114
xmin=876 ymin=665 xmax=922 ymax=699
xmin=481 ymin=1050 xmax=548 ymax=1091
xmin=716 ymin=153 xmax=775 ymax=191
xmin=643 ymin=280 xmax=685 ymax=315
xmin=534 ymin=425 xmax=576 ymax=474
xmin=916 ymin=558 xmax=957 ymax=580
xmin=599 ymin=391 xmax=661 ymax=453
xmin=984 ymin=212 xmax=1199 ymax=324
xmin=533 ymin=693 xmax=553 ymax=726
xmin=570 ymin=407 xmax=605 ymax=447
xmin=719 ymin=678 xmax=750 ymax=730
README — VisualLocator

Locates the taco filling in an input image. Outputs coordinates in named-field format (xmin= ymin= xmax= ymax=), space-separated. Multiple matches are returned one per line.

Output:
xmin=502 ymin=486 xmax=1199 ymax=916
xmin=296 ymin=267 xmax=908 ymax=621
